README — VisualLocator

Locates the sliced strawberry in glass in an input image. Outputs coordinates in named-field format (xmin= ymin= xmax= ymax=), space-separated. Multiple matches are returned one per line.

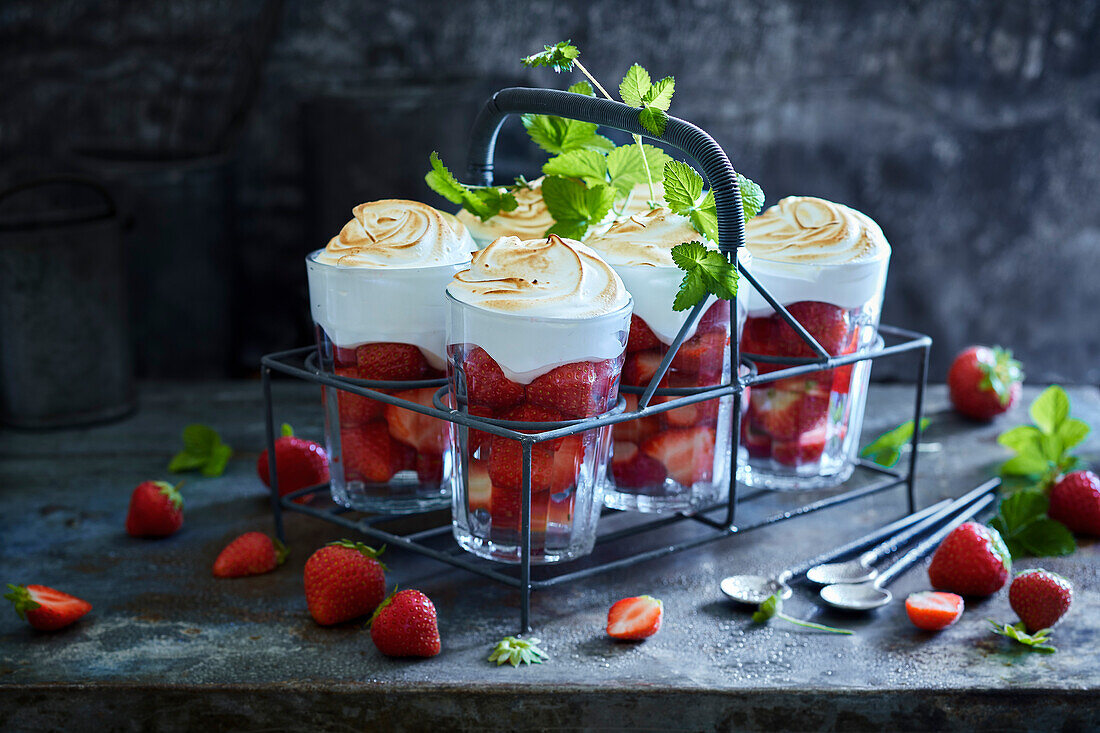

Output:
xmin=333 ymin=366 xmax=386 ymax=425
xmin=772 ymin=301 xmax=850 ymax=358
xmin=641 ymin=426 xmax=716 ymax=486
xmin=670 ymin=330 xmax=726 ymax=379
xmin=627 ymin=315 xmax=661 ymax=352
xmin=466 ymin=458 xmax=492 ymax=512
xmin=697 ymin=300 xmax=730 ymax=334
xmin=611 ymin=440 xmax=668 ymax=488
xmin=341 ymin=421 xmax=400 ymax=483
xmin=356 ymin=342 xmax=431 ymax=381
xmin=622 ymin=349 xmax=667 ymax=387
xmin=612 ymin=394 xmax=661 ymax=445
xmin=740 ymin=420 xmax=772 ymax=458
xmin=459 ymin=346 xmax=525 ymax=409
xmin=385 ymin=387 xmax=449 ymax=454
xmin=526 ymin=359 xmax=618 ymax=418
xmin=772 ymin=425 xmax=827 ymax=466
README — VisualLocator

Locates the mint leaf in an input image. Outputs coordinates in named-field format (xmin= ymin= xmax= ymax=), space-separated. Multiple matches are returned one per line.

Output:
xmin=663 ymin=160 xmax=704 ymax=212
xmin=689 ymin=190 xmax=719 ymax=244
xmin=202 ymin=442 xmax=233 ymax=478
xmin=1000 ymin=454 xmax=1051 ymax=477
xmin=1014 ymin=518 xmax=1076 ymax=557
xmin=182 ymin=424 xmax=218 ymax=455
xmin=1030 ymin=385 xmax=1069 ymax=435
xmin=567 ymin=80 xmax=594 ymax=96
xmin=521 ymin=41 xmax=580 ymax=72
xmin=606 ymin=144 xmax=672 ymax=196
xmin=424 ymin=152 xmax=517 ymax=221
xmin=998 ymin=489 xmax=1048 ymax=529
xmin=989 ymin=620 xmax=1057 ymax=653
xmin=619 ymin=64 xmax=652 ymax=107
xmin=673 ymin=269 xmax=707 ymax=312
xmin=170 ymin=424 xmax=232 ymax=478
xmin=541 ymin=176 xmax=615 ymax=240
xmin=1057 ymin=417 xmax=1089 ymax=450
xmin=167 ymin=452 xmax=207 ymax=472
xmin=638 ymin=106 xmax=668 ymax=136
xmin=861 ymin=418 xmax=931 ymax=467
xmin=997 ymin=425 xmax=1045 ymax=455
xmin=542 ymin=149 xmax=608 ymax=186
xmin=642 ymin=76 xmax=675 ymax=111
xmin=521 ymin=114 xmax=613 ymax=155
xmin=990 ymin=488 xmax=1076 ymax=560
xmin=670 ymin=241 xmax=738 ymax=311
xmin=738 ymin=172 xmax=765 ymax=219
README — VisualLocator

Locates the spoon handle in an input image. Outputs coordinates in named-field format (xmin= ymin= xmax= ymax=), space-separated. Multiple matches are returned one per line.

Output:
xmin=860 ymin=477 xmax=1001 ymax=566
xmin=781 ymin=498 xmax=951 ymax=583
xmin=875 ymin=490 xmax=998 ymax=588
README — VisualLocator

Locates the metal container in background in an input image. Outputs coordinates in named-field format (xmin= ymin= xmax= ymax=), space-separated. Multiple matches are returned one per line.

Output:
xmin=0 ymin=175 xmax=136 ymax=428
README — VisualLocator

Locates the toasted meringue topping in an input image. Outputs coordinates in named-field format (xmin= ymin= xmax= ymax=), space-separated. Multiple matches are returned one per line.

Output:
xmin=457 ymin=177 xmax=555 ymax=242
xmin=448 ymin=234 xmax=630 ymax=318
xmin=745 ymin=196 xmax=889 ymax=264
xmin=315 ymin=199 xmax=475 ymax=268
xmin=587 ymin=206 xmax=705 ymax=268
xmin=618 ymin=181 xmax=667 ymax=219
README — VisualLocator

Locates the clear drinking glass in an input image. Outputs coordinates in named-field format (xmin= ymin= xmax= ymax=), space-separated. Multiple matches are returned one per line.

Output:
xmin=737 ymin=254 xmax=889 ymax=490
xmin=446 ymin=293 xmax=630 ymax=563
xmin=306 ymin=253 xmax=464 ymax=513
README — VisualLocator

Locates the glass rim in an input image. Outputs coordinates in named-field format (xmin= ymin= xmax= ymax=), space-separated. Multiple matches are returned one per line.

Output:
xmin=305 ymin=248 xmax=471 ymax=272
xmin=444 ymin=289 xmax=633 ymax=325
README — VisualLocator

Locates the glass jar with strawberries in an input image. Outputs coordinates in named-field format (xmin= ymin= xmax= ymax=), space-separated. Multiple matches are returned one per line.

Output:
xmin=445 ymin=234 xmax=631 ymax=563
xmin=306 ymin=199 xmax=476 ymax=512
xmin=587 ymin=208 xmax=751 ymax=513
xmin=738 ymin=196 xmax=891 ymax=490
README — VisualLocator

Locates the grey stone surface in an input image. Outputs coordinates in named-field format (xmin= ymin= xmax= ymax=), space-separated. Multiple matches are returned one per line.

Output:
xmin=1 ymin=381 xmax=1099 ymax=730
xmin=1 ymin=1 xmax=1099 ymax=380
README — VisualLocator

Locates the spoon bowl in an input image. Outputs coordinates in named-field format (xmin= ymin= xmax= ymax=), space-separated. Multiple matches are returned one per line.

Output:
xmin=720 ymin=575 xmax=792 ymax=606
xmin=806 ymin=559 xmax=879 ymax=585
xmin=819 ymin=581 xmax=893 ymax=610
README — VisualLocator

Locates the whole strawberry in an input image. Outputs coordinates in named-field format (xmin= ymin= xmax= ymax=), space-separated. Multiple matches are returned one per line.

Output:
xmin=5 ymin=584 xmax=92 ymax=631
xmin=125 ymin=480 xmax=183 ymax=537
xmin=1009 ymin=569 xmax=1073 ymax=632
xmin=304 ymin=540 xmax=386 ymax=625
xmin=947 ymin=346 xmax=1023 ymax=421
xmin=370 ymin=589 xmax=441 ymax=658
xmin=257 ymin=423 xmax=330 ymax=502
xmin=928 ymin=522 xmax=1011 ymax=596
xmin=213 ymin=532 xmax=288 ymax=578
xmin=1048 ymin=470 xmax=1100 ymax=536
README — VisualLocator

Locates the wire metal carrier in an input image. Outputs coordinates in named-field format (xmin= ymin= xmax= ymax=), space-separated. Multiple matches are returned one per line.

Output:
xmin=262 ymin=87 xmax=932 ymax=633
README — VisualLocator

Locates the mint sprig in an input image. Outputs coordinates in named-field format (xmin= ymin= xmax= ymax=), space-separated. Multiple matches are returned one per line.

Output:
xmin=541 ymin=176 xmax=615 ymax=240
xmin=988 ymin=619 xmax=1057 ymax=653
xmin=861 ymin=418 xmax=931 ymax=467
xmin=619 ymin=63 xmax=676 ymax=137
xmin=169 ymin=424 xmax=232 ymax=477
xmin=663 ymin=160 xmax=764 ymax=245
xmin=752 ymin=593 xmax=853 ymax=635
xmin=521 ymin=114 xmax=614 ymax=156
xmin=488 ymin=636 xmax=549 ymax=667
xmin=425 ymin=151 xmax=520 ymax=221
xmin=989 ymin=490 xmax=1075 ymax=559
xmin=670 ymin=241 xmax=738 ymax=312
xmin=998 ymin=385 xmax=1089 ymax=491
xmin=521 ymin=41 xmax=581 ymax=73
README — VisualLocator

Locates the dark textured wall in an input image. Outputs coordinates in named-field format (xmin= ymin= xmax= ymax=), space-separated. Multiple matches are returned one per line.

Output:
xmin=1 ymin=0 xmax=1098 ymax=382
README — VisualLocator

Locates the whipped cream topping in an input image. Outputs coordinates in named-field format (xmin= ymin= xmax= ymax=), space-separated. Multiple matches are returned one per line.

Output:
xmin=743 ymin=196 xmax=890 ymax=315
xmin=316 ymin=199 xmax=475 ymax=268
xmin=446 ymin=235 xmax=632 ymax=383
xmin=456 ymin=177 xmax=555 ymax=245
xmin=448 ymin=234 xmax=630 ymax=318
xmin=587 ymin=206 xmax=704 ymax=268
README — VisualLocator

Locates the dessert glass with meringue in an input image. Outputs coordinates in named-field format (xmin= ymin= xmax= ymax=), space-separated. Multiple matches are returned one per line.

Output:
xmin=445 ymin=234 xmax=631 ymax=563
xmin=738 ymin=196 xmax=890 ymax=491
xmin=456 ymin=177 xmax=556 ymax=249
xmin=306 ymin=199 xmax=476 ymax=513
xmin=587 ymin=208 xmax=750 ymax=513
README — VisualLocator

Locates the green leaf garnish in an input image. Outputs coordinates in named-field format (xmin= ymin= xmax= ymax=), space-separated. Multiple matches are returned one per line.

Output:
xmin=521 ymin=41 xmax=580 ymax=72
xmin=988 ymin=619 xmax=1057 ymax=653
xmin=605 ymin=144 xmax=672 ymax=197
xmin=425 ymin=151 xmax=519 ymax=222
xmin=861 ymin=418 xmax=931 ymax=467
xmin=488 ymin=636 xmax=549 ymax=667
xmin=1029 ymin=380 xmax=1067 ymax=433
xmin=541 ymin=176 xmax=615 ymax=240
xmin=618 ymin=64 xmax=652 ymax=107
xmin=542 ymin=149 xmax=608 ymax=186
xmin=618 ymin=64 xmax=675 ymax=137
xmin=567 ymin=80 xmax=594 ymax=97
xmin=169 ymin=424 xmax=232 ymax=478
xmin=521 ymin=114 xmax=614 ymax=156
xmin=988 ymin=490 xmax=1076 ymax=560
xmin=996 ymin=385 xmax=1090 ymax=493
xmin=737 ymin=172 xmax=765 ymax=219
xmin=752 ymin=593 xmax=853 ymax=635
xmin=670 ymin=241 xmax=738 ymax=312
xmin=663 ymin=160 xmax=764 ymax=244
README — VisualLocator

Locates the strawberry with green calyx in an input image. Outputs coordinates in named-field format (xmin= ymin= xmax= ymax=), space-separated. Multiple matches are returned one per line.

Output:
xmin=1048 ymin=470 xmax=1100 ymax=536
xmin=489 ymin=636 xmax=549 ymax=667
xmin=1008 ymin=568 xmax=1073 ymax=633
xmin=369 ymin=588 xmax=441 ymax=658
xmin=257 ymin=423 xmax=330 ymax=503
xmin=927 ymin=522 xmax=1011 ymax=596
xmin=213 ymin=532 xmax=288 ymax=578
xmin=947 ymin=346 xmax=1023 ymax=421
xmin=169 ymin=423 xmax=233 ymax=477
xmin=304 ymin=540 xmax=387 ymax=626
xmin=752 ymin=593 xmax=853 ymax=635
xmin=988 ymin=620 xmax=1057 ymax=653
xmin=126 ymin=480 xmax=184 ymax=538
xmin=5 ymin=584 xmax=92 ymax=631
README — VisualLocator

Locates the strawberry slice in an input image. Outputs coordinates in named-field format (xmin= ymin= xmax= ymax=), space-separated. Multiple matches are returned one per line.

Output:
xmin=341 ymin=422 xmax=400 ymax=483
xmin=611 ymin=441 xmax=668 ymax=488
xmin=905 ymin=591 xmax=964 ymax=631
xmin=670 ymin=330 xmax=727 ymax=380
xmin=459 ymin=347 xmax=525 ymax=409
xmin=612 ymin=394 xmax=660 ymax=445
xmin=466 ymin=459 xmax=492 ymax=512
xmin=334 ymin=366 xmax=386 ymax=425
xmin=740 ymin=314 xmax=776 ymax=355
xmin=750 ymin=388 xmax=802 ymax=441
xmin=622 ymin=349 xmax=666 ymax=387
xmin=772 ymin=301 xmax=850 ymax=358
xmin=4 ymin=584 xmax=92 ymax=631
xmin=697 ymin=299 xmax=730 ymax=334
xmin=385 ymin=388 xmax=448 ymax=454
xmin=415 ymin=452 xmax=444 ymax=483
xmin=771 ymin=425 xmax=827 ymax=467
xmin=627 ymin=315 xmax=662 ymax=352
xmin=526 ymin=359 xmax=617 ymax=418
xmin=486 ymin=437 xmax=556 ymax=491
xmin=489 ymin=484 xmax=551 ymax=537
xmin=662 ymin=395 xmax=720 ymax=428
xmin=334 ymin=345 xmax=359 ymax=368
xmin=641 ymin=427 xmax=715 ymax=487
xmin=550 ymin=435 xmax=585 ymax=492
xmin=740 ymin=420 xmax=772 ymax=458
xmin=607 ymin=595 xmax=663 ymax=640
xmin=356 ymin=342 xmax=431 ymax=381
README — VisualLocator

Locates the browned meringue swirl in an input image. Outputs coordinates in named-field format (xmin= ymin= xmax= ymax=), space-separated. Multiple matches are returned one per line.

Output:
xmin=456 ymin=177 xmax=555 ymax=241
xmin=316 ymin=199 xmax=474 ymax=267
xmin=745 ymin=196 xmax=889 ymax=264
xmin=448 ymin=234 xmax=630 ymax=318
xmin=587 ymin=206 xmax=704 ymax=267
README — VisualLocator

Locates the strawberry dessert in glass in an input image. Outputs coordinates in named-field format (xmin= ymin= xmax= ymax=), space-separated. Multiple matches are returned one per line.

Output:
xmin=306 ymin=199 xmax=475 ymax=512
xmin=445 ymin=234 xmax=631 ymax=563
xmin=738 ymin=196 xmax=890 ymax=490
xmin=456 ymin=176 xmax=556 ymax=249
xmin=587 ymin=208 xmax=750 ymax=513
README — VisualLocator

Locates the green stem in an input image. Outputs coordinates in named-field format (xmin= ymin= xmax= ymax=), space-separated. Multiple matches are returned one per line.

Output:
xmin=574 ymin=60 xmax=613 ymax=101
xmin=634 ymin=133 xmax=656 ymax=204
xmin=777 ymin=612 xmax=853 ymax=635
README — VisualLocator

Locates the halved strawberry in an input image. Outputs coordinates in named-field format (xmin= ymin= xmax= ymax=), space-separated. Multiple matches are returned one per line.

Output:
xmin=415 ymin=452 xmax=444 ymax=483
xmin=460 ymin=347 xmax=525 ymax=409
xmin=612 ymin=394 xmax=661 ymax=445
xmin=490 ymin=484 xmax=551 ymax=536
xmin=622 ymin=349 xmax=666 ymax=387
xmin=627 ymin=315 xmax=661 ymax=352
xmin=740 ymin=420 xmax=772 ymax=458
xmin=662 ymin=395 xmax=720 ymax=428
xmin=357 ymin=342 xmax=431 ymax=381
xmin=457 ymin=403 xmax=496 ymax=457
xmin=341 ymin=422 xmax=400 ymax=483
xmin=526 ymin=359 xmax=617 ymax=418
xmin=697 ymin=299 xmax=730 ymax=334
xmin=773 ymin=301 xmax=850 ymax=357
xmin=486 ymin=436 xmax=556 ymax=491
xmin=334 ymin=366 xmax=385 ymax=425
xmin=550 ymin=435 xmax=585 ymax=492
xmin=670 ymin=330 xmax=727 ymax=380
xmin=750 ymin=388 xmax=802 ymax=441
xmin=607 ymin=595 xmax=663 ymax=640
xmin=740 ymin=314 xmax=776 ymax=355
xmin=905 ymin=591 xmax=964 ymax=631
xmin=385 ymin=388 xmax=448 ymax=454
xmin=611 ymin=441 xmax=668 ymax=488
xmin=771 ymin=425 xmax=827 ymax=467
xmin=334 ymin=345 xmax=359 ymax=368
xmin=4 ymin=584 xmax=92 ymax=631
xmin=641 ymin=427 xmax=715 ymax=487
xmin=466 ymin=459 xmax=492 ymax=512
